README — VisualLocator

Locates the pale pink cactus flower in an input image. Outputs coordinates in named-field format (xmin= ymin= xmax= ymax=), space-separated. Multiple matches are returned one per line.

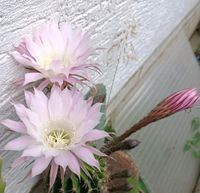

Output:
xmin=12 ymin=21 xmax=98 ymax=89
xmin=1 ymin=86 xmax=108 ymax=188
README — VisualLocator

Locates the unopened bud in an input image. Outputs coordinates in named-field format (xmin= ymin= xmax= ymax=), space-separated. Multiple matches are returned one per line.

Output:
xmin=149 ymin=88 xmax=199 ymax=120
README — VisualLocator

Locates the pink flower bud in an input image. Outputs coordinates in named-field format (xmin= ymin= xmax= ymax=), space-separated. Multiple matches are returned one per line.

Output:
xmin=151 ymin=88 xmax=199 ymax=119
xmin=164 ymin=88 xmax=199 ymax=112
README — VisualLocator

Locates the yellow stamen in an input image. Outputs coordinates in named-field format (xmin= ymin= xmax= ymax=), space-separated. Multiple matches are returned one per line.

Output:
xmin=46 ymin=129 xmax=74 ymax=149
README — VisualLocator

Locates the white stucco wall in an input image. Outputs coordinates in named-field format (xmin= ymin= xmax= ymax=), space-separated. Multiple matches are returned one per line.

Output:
xmin=1 ymin=0 xmax=200 ymax=193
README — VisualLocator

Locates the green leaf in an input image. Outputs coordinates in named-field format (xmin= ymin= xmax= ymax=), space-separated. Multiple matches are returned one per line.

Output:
xmin=193 ymin=132 xmax=200 ymax=142
xmin=192 ymin=151 xmax=200 ymax=158
xmin=191 ymin=118 xmax=200 ymax=131
xmin=184 ymin=143 xmax=191 ymax=152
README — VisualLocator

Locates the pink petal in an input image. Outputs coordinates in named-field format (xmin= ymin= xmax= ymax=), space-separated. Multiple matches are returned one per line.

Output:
xmin=61 ymin=23 xmax=72 ymax=43
xmin=54 ymin=152 xmax=68 ymax=169
xmin=37 ymin=79 xmax=49 ymax=90
xmin=72 ymin=146 xmax=99 ymax=168
xmin=13 ymin=103 xmax=28 ymax=120
xmin=49 ymin=76 xmax=63 ymax=86
xmin=1 ymin=119 xmax=26 ymax=133
xmin=49 ymin=161 xmax=58 ymax=190
xmin=23 ymin=72 xmax=44 ymax=85
xmin=48 ymin=22 xmax=64 ymax=51
xmin=13 ymin=103 xmax=37 ymax=134
xmin=24 ymin=91 xmax=33 ymax=106
xmin=86 ymin=98 xmax=93 ymax=106
xmin=4 ymin=136 xmax=35 ymax=150
xmin=86 ymin=103 xmax=102 ymax=122
xmin=13 ymin=78 xmax=25 ymax=86
xmin=85 ymin=146 xmax=107 ymax=157
xmin=21 ymin=145 xmax=43 ymax=157
xmin=81 ymin=130 xmax=108 ymax=142
xmin=48 ymin=85 xmax=63 ymax=119
xmin=60 ymin=89 xmax=73 ymax=116
xmin=27 ymin=88 xmax=49 ymax=122
xmin=65 ymin=151 xmax=80 ymax=176
xmin=12 ymin=51 xmax=31 ymax=66
xmin=69 ymin=99 xmax=88 ymax=125
xmin=60 ymin=167 xmax=65 ymax=183
xmin=25 ymin=108 xmax=43 ymax=128
xmin=78 ymin=120 xmax=100 ymax=137
xmin=31 ymin=156 xmax=52 ymax=177
xmin=24 ymin=37 xmax=42 ymax=60
xmin=54 ymin=151 xmax=80 ymax=176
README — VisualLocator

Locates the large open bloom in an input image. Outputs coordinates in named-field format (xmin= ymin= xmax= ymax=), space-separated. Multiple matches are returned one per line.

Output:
xmin=1 ymin=86 xmax=108 ymax=188
xmin=12 ymin=22 xmax=98 ymax=89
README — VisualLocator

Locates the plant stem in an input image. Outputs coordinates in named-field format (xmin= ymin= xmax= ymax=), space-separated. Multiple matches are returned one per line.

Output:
xmin=101 ymin=116 xmax=153 ymax=153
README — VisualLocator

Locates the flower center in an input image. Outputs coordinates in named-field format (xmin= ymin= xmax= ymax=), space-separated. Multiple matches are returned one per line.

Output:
xmin=46 ymin=129 xmax=74 ymax=149
xmin=39 ymin=52 xmax=72 ymax=70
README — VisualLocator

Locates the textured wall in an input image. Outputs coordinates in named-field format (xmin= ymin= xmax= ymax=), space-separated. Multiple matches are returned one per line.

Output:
xmin=0 ymin=0 xmax=200 ymax=193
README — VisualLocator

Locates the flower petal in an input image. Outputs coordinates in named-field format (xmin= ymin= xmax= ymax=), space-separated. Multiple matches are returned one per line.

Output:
xmin=77 ymin=120 xmax=100 ymax=138
xmin=1 ymin=119 xmax=26 ymax=133
xmin=49 ymin=161 xmax=58 ymax=190
xmin=24 ymin=73 xmax=44 ymax=85
xmin=65 ymin=151 xmax=80 ymax=176
xmin=13 ymin=103 xmax=37 ymax=135
xmin=4 ymin=136 xmax=35 ymax=150
xmin=27 ymin=88 xmax=49 ymax=122
xmin=60 ymin=89 xmax=73 ymax=116
xmin=31 ymin=156 xmax=52 ymax=177
xmin=85 ymin=145 xmax=107 ymax=157
xmin=54 ymin=151 xmax=80 ymax=176
xmin=81 ymin=130 xmax=108 ymax=142
xmin=12 ymin=51 xmax=31 ymax=66
xmin=54 ymin=152 xmax=68 ymax=169
xmin=86 ymin=103 xmax=102 ymax=121
xmin=71 ymin=146 xmax=99 ymax=168
xmin=25 ymin=91 xmax=33 ymax=107
xmin=37 ymin=79 xmax=49 ymax=90
xmin=48 ymin=85 xmax=63 ymax=119
xmin=21 ymin=145 xmax=43 ymax=157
